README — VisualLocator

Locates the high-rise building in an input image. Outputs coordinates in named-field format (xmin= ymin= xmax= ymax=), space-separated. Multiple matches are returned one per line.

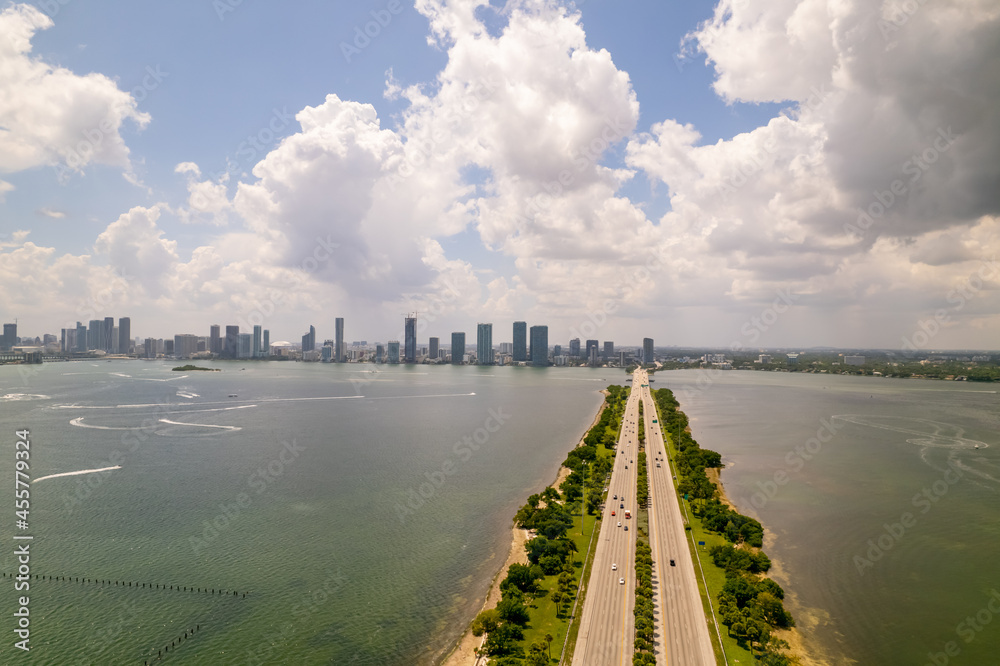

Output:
xmin=586 ymin=339 xmax=599 ymax=361
xmin=604 ymin=341 xmax=614 ymax=360
xmin=643 ymin=337 xmax=654 ymax=364
xmin=429 ymin=337 xmax=439 ymax=360
xmin=174 ymin=334 xmax=199 ymax=359
xmin=253 ymin=325 xmax=262 ymax=358
xmin=553 ymin=344 xmax=561 ymax=357
xmin=569 ymin=338 xmax=581 ymax=358
xmin=529 ymin=326 xmax=548 ymax=366
xmin=88 ymin=320 xmax=102 ymax=351
xmin=387 ymin=340 xmax=400 ymax=364
xmin=210 ymin=325 xmax=222 ymax=354
xmin=512 ymin=321 xmax=527 ymax=362
xmin=451 ymin=332 xmax=465 ymax=364
xmin=163 ymin=338 xmax=174 ymax=355
xmin=2 ymin=322 xmax=17 ymax=350
xmin=322 ymin=341 xmax=334 ymax=362
xmin=144 ymin=338 xmax=156 ymax=358
xmin=238 ymin=333 xmax=252 ymax=359
xmin=60 ymin=328 xmax=70 ymax=353
xmin=263 ymin=329 xmax=270 ymax=357
xmin=225 ymin=325 xmax=240 ymax=358
xmin=477 ymin=323 xmax=494 ymax=365
xmin=75 ymin=322 xmax=87 ymax=352
xmin=117 ymin=317 xmax=131 ymax=355
xmin=404 ymin=315 xmax=417 ymax=363
xmin=376 ymin=343 xmax=385 ymax=363
xmin=589 ymin=346 xmax=599 ymax=366
xmin=335 ymin=317 xmax=345 ymax=362
xmin=103 ymin=316 xmax=115 ymax=352
xmin=302 ymin=325 xmax=316 ymax=353
xmin=619 ymin=350 xmax=628 ymax=367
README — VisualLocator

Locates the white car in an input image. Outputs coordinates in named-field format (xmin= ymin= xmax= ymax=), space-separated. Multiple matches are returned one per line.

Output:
xmin=612 ymin=563 xmax=617 ymax=570
xmin=619 ymin=577 xmax=625 ymax=585
xmin=617 ymin=521 xmax=622 ymax=527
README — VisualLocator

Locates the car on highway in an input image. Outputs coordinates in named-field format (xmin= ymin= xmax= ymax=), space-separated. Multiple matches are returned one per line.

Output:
xmin=612 ymin=563 xmax=617 ymax=570
xmin=617 ymin=521 xmax=621 ymax=527
xmin=613 ymin=494 xmax=617 ymax=500
xmin=619 ymin=577 xmax=625 ymax=585
xmin=620 ymin=502 xmax=624 ymax=508
xmin=624 ymin=525 xmax=628 ymax=531
xmin=611 ymin=510 xmax=615 ymax=516
xmin=670 ymin=559 xmax=675 ymax=566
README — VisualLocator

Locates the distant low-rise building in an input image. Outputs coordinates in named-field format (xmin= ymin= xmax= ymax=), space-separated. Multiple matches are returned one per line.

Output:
xmin=845 ymin=355 xmax=866 ymax=366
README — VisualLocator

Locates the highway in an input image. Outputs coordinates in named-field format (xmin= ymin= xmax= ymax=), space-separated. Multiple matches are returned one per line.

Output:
xmin=571 ymin=378 xmax=641 ymax=666
xmin=636 ymin=369 xmax=717 ymax=666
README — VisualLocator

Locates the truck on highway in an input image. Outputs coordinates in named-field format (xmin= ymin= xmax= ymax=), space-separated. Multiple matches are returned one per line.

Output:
xmin=624 ymin=509 xmax=631 ymax=519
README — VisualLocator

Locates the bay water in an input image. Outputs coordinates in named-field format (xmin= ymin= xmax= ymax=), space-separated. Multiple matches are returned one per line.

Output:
xmin=3 ymin=363 xmax=998 ymax=665
xmin=0 ymin=361 xmax=606 ymax=664
xmin=662 ymin=369 xmax=1000 ymax=665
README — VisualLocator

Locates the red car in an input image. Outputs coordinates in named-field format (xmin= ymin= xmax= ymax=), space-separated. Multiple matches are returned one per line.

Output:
xmin=611 ymin=510 xmax=616 ymax=516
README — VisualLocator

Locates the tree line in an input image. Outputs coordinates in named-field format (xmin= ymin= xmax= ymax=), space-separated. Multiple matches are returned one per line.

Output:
xmin=652 ymin=388 xmax=796 ymax=665
xmin=470 ymin=386 xmax=628 ymax=664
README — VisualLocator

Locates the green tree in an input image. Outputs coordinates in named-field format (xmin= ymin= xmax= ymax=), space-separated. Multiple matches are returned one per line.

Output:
xmin=470 ymin=608 xmax=499 ymax=637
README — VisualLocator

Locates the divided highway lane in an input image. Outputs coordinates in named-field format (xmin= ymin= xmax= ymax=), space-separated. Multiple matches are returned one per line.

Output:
xmin=572 ymin=381 xmax=641 ymax=666
xmin=638 ymin=371 xmax=716 ymax=666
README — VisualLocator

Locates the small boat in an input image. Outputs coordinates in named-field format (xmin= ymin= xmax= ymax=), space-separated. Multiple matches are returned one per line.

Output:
xmin=229 ymin=394 xmax=238 ymax=398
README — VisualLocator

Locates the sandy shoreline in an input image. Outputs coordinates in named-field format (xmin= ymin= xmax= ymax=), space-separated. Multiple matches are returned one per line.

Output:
xmin=709 ymin=464 xmax=820 ymax=665
xmin=439 ymin=390 xmax=609 ymax=666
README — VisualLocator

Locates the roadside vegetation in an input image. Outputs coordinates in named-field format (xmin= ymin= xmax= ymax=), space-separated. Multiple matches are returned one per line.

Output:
xmin=632 ymin=420 xmax=653 ymax=665
xmin=652 ymin=387 xmax=797 ymax=665
xmin=469 ymin=386 xmax=629 ymax=664
xmin=632 ymin=535 xmax=655 ymax=665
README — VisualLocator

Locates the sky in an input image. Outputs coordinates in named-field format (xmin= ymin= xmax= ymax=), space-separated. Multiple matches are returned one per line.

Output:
xmin=1 ymin=0 xmax=999 ymax=350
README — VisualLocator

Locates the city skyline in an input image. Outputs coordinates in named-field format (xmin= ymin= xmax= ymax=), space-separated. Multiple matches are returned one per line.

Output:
xmin=2 ymin=2 xmax=997 ymax=349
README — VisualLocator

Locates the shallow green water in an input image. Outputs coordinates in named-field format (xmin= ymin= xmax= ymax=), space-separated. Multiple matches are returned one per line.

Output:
xmin=661 ymin=370 xmax=1000 ymax=665
xmin=0 ymin=361 xmax=607 ymax=664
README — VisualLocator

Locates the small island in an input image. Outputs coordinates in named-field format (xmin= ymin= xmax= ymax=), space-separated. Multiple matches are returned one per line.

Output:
xmin=172 ymin=365 xmax=220 ymax=372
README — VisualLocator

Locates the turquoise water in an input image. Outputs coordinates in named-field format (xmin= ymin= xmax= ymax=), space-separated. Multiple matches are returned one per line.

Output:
xmin=0 ymin=361 xmax=607 ymax=664
xmin=5 ymin=364 xmax=997 ymax=664
xmin=661 ymin=370 xmax=1000 ymax=665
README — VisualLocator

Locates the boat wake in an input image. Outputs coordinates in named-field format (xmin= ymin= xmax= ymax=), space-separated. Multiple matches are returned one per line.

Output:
xmin=34 ymin=466 xmax=121 ymax=483
xmin=158 ymin=419 xmax=241 ymax=431
xmin=832 ymin=415 xmax=989 ymax=451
